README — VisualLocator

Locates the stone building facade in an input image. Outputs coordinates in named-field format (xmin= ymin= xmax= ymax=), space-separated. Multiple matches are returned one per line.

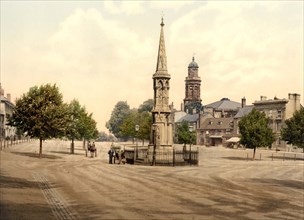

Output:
xmin=252 ymin=93 xmax=301 ymax=149
xmin=0 ymin=85 xmax=16 ymax=140
xmin=198 ymin=117 xmax=234 ymax=146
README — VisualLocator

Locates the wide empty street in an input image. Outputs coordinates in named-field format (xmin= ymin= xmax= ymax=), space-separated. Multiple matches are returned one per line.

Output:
xmin=1 ymin=140 xmax=303 ymax=220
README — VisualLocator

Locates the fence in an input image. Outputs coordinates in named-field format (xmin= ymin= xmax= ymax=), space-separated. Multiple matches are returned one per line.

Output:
xmin=0 ymin=137 xmax=32 ymax=151
xmin=244 ymin=152 xmax=304 ymax=161
xmin=124 ymin=146 xmax=199 ymax=166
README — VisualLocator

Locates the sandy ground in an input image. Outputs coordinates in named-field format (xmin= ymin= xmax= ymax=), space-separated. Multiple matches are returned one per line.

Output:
xmin=0 ymin=140 xmax=303 ymax=220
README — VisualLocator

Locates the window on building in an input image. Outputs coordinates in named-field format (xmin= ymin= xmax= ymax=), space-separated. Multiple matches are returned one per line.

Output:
xmin=268 ymin=110 xmax=273 ymax=118
xmin=277 ymin=110 xmax=282 ymax=119
xmin=276 ymin=122 xmax=282 ymax=131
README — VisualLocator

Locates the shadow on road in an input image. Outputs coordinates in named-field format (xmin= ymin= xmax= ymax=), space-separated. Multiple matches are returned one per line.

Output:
xmin=222 ymin=156 xmax=249 ymax=161
xmin=0 ymin=201 xmax=57 ymax=220
xmin=250 ymin=178 xmax=304 ymax=190
xmin=11 ymin=151 xmax=62 ymax=159
xmin=50 ymin=150 xmax=84 ymax=156
xmin=267 ymin=156 xmax=304 ymax=161
xmin=0 ymin=171 xmax=38 ymax=189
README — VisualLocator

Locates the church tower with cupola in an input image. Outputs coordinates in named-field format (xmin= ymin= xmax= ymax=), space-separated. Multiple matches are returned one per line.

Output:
xmin=150 ymin=17 xmax=173 ymax=148
xmin=183 ymin=57 xmax=202 ymax=114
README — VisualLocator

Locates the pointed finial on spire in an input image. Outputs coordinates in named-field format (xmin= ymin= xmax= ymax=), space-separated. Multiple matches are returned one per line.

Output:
xmin=161 ymin=12 xmax=164 ymax=27
xmin=192 ymin=53 xmax=196 ymax=62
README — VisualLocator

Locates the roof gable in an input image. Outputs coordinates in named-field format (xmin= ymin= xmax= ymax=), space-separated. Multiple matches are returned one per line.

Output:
xmin=200 ymin=117 xmax=233 ymax=130
xmin=205 ymin=98 xmax=241 ymax=110
xmin=177 ymin=113 xmax=199 ymax=123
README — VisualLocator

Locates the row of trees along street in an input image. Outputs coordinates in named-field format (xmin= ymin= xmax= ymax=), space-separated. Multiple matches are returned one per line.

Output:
xmin=8 ymin=84 xmax=98 ymax=157
xmin=106 ymin=99 xmax=197 ymax=148
xmin=106 ymin=99 xmax=153 ymax=145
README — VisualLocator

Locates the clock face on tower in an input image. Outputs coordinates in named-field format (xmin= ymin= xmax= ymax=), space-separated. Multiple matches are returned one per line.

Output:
xmin=190 ymin=68 xmax=195 ymax=75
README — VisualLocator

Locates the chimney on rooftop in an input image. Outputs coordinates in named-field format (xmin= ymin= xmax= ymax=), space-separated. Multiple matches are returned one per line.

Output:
xmin=7 ymin=93 xmax=11 ymax=102
xmin=260 ymin=96 xmax=267 ymax=101
xmin=0 ymin=86 xmax=4 ymax=96
xmin=241 ymin=97 xmax=246 ymax=108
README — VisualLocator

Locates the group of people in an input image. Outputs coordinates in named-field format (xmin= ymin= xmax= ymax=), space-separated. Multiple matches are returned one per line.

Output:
xmin=86 ymin=142 xmax=127 ymax=164
xmin=87 ymin=141 xmax=96 ymax=157
xmin=108 ymin=148 xmax=126 ymax=164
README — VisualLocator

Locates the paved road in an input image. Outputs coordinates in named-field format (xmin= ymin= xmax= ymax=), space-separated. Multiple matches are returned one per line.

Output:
xmin=1 ymin=140 xmax=303 ymax=220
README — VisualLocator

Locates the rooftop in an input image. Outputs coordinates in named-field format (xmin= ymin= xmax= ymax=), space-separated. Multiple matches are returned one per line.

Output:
xmin=176 ymin=113 xmax=199 ymax=123
xmin=234 ymin=105 xmax=254 ymax=118
xmin=205 ymin=98 xmax=241 ymax=110
xmin=200 ymin=117 xmax=233 ymax=130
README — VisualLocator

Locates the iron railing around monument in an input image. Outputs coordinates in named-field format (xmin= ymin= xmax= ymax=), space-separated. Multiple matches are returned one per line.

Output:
xmin=123 ymin=146 xmax=199 ymax=166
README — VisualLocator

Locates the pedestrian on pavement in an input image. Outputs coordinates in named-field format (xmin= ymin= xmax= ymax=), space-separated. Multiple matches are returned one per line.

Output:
xmin=108 ymin=149 xmax=113 ymax=164
xmin=118 ymin=150 xmax=122 ymax=164
xmin=113 ymin=150 xmax=116 ymax=164
xmin=90 ymin=142 xmax=96 ymax=158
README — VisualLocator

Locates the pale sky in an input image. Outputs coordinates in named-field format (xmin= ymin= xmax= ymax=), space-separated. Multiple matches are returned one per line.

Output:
xmin=1 ymin=1 xmax=303 ymax=132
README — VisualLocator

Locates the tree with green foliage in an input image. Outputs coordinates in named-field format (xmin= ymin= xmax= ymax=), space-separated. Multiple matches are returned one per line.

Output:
xmin=281 ymin=108 xmax=304 ymax=152
xmin=8 ymin=84 xmax=68 ymax=157
xmin=138 ymin=99 xmax=154 ymax=113
xmin=239 ymin=109 xmax=275 ymax=160
xmin=79 ymin=111 xmax=99 ymax=146
xmin=106 ymin=101 xmax=131 ymax=139
xmin=97 ymin=131 xmax=116 ymax=142
xmin=120 ymin=110 xmax=152 ymax=144
xmin=137 ymin=111 xmax=152 ymax=145
xmin=176 ymin=121 xmax=196 ymax=147
xmin=66 ymin=100 xmax=87 ymax=154
xmin=119 ymin=109 xmax=138 ymax=141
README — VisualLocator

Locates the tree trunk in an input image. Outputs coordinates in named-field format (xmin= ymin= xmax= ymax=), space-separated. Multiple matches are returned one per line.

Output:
xmin=253 ymin=147 xmax=256 ymax=160
xmin=39 ymin=138 xmax=43 ymax=158
xmin=71 ymin=138 xmax=74 ymax=154
xmin=83 ymin=138 xmax=86 ymax=149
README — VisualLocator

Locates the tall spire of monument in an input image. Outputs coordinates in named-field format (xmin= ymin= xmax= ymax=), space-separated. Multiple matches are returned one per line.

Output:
xmin=150 ymin=16 xmax=173 ymax=150
xmin=155 ymin=17 xmax=168 ymax=75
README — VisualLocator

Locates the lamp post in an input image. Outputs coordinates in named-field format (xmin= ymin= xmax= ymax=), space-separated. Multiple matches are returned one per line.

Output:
xmin=206 ymin=131 xmax=209 ymax=147
xmin=151 ymin=124 xmax=158 ymax=166
xmin=135 ymin=125 xmax=139 ymax=159
xmin=189 ymin=125 xmax=193 ymax=162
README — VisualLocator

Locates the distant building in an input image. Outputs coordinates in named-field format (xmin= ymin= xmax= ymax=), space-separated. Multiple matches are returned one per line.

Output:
xmin=197 ymin=117 xmax=234 ymax=146
xmin=195 ymin=98 xmax=241 ymax=145
xmin=203 ymin=98 xmax=241 ymax=118
xmin=229 ymin=94 xmax=302 ymax=149
xmin=233 ymin=104 xmax=254 ymax=136
xmin=252 ymin=93 xmax=301 ymax=149
xmin=0 ymin=85 xmax=16 ymax=140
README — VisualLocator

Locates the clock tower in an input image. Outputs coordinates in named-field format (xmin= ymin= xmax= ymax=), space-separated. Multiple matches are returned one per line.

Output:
xmin=183 ymin=57 xmax=202 ymax=114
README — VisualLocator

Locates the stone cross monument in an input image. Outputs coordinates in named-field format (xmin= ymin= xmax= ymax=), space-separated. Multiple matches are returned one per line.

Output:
xmin=150 ymin=18 xmax=173 ymax=148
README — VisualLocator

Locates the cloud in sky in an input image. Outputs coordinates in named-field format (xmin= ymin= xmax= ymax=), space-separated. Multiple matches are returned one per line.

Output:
xmin=1 ymin=1 xmax=303 ymax=132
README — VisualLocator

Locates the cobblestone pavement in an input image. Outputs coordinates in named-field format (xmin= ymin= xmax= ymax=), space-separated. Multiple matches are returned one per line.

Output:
xmin=33 ymin=172 xmax=79 ymax=220
xmin=0 ymin=140 xmax=303 ymax=220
